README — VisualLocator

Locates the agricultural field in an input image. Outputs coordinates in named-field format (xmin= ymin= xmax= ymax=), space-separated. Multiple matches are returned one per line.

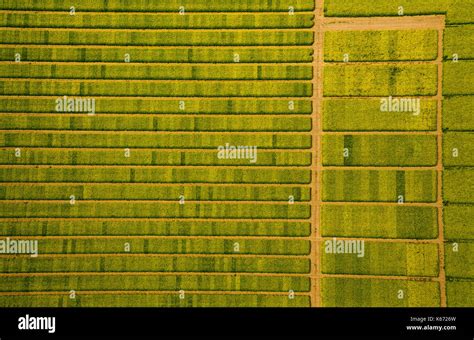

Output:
xmin=0 ymin=0 xmax=472 ymax=309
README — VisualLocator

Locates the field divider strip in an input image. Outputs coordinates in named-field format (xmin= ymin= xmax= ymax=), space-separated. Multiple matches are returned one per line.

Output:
xmin=0 ymin=113 xmax=312 ymax=118
xmin=0 ymin=272 xmax=439 ymax=281
xmin=0 ymin=130 xmax=312 ymax=135
xmin=0 ymin=78 xmax=313 ymax=82
xmin=319 ymin=273 xmax=440 ymax=282
xmin=0 ymin=78 xmax=311 ymax=83
xmin=0 ymin=199 xmax=311 ymax=206
xmin=1 ymin=235 xmax=441 ymax=244
xmin=0 ymin=183 xmax=311 ymax=186
xmin=0 ymin=146 xmax=312 ymax=152
xmin=0 ymin=165 xmax=313 ymax=169
xmin=321 ymin=202 xmax=437 ymax=207
xmin=0 ymin=272 xmax=309 ymax=278
xmin=0 ymin=27 xmax=315 ymax=32
xmin=325 ymin=60 xmax=441 ymax=65
xmin=0 ymin=290 xmax=311 ymax=297
xmin=0 ymin=218 xmax=312 ymax=223
xmin=0 ymin=61 xmax=314 ymax=66
xmin=324 ymin=96 xmax=439 ymax=99
xmin=0 ymin=95 xmax=314 ymax=100
xmin=0 ymin=44 xmax=313 ymax=49
xmin=323 ymin=166 xmax=438 ymax=170
xmin=0 ymin=10 xmax=315 ymax=15
xmin=322 ymin=131 xmax=438 ymax=135
xmin=0 ymin=253 xmax=311 ymax=259
xmin=0 ymin=182 xmax=313 ymax=188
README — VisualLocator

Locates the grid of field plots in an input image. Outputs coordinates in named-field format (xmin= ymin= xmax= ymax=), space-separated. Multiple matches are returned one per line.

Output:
xmin=0 ymin=0 xmax=472 ymax=307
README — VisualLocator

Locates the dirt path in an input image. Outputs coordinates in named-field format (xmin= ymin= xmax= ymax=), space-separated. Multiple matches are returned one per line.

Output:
xmin=436 ymin=22 xmax=447 ymax=308
xmin=309 ymin=0 xmax=325 ymax=308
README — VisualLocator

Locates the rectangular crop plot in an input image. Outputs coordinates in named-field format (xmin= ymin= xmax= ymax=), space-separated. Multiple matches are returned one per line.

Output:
xmin=443 ymin=133 xmax=474 ymax=166
xmin=446 ymin=0 xmax=474 ymax=24
xmin=447 ymin=281 xmax=474 ymax=307
xmin=323 ymin=98 xmax=437 ymax=131
xmin=0 ymin=0 xmax=316 ymax=12
xmin=0 ymin=294 xmax=311 ymax=308
xmin=322 ymin=135 xmax=437 ymax=166
xmin=0 ymin=98 xmax=313 ymax=114
xmin=0 ymin=132 xmax=312 ymax=149
xmin=0 ymin=80 xmax=312 ymax=97
xmin=0 ymin=201 xmax=311 ymax=219
xmin=0 ymin=274 xmax=310 ymax=293
xmin=322 ymin=170 xmax=437 ymax=202
xmin=1 ymin=12 xmax=315 ymax=29
xmin=0 ymin=149 xmax=312 ymax=166
xmin=0 ymin=64 xmax=313 ymax=80
xmin=0 ymin=220 xmax=311 ymax=237
xmin=0 ymin=256 xmax=311 ymax=274
xmin=322 ymin=278 xmax=440 ymax=307
xmin=0 ymin=184 xmax=311 ymax=202
xmin=443 ymin=96 xmax=474 ymax=131
xmin=443 ymin=61 xmax=474 ymax=95
xmin=0 ymin=115 xmax=312 ymax=132
xmin=0 ymin=168 xmax=312 ymax=184
xmin=444 ymin=205 xmax=474 ymax=240
xmin=324 ymin=64 xmax=438 ymax=97
xmin=324 ymin=0 xmax=447 ymax=17
xmin=27 ymin=238 xmax=311 ymax=256
xmin=0 ymin=47 xmax=314 ymax=63
xmin=324 ymin=30 xmax=438 ymax=62
xmin=443 ymin=25 xmax=474 ymax=59
xmin=444 ymin=242 xmax=474 ymax=279
xmin=443 ymin=169 xmax=474 ymax=203
xmin=0 ymin=29 xmax=314 ymax=46
xmin=321 ymin=241 xmax=439 ymax=277
xmin=321 ymin=205 xmax=438 ymax=239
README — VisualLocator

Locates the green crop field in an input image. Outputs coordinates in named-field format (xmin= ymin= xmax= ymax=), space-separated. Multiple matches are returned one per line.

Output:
xmin=0 ymin=0 xmax=472 ymax=311
xmin=0 ymin=98 xmax=313 ymax=114
xmin=322 ymin=241 xmax=439 ymax=277
xmin=0 ymin=47 xmax=315 ymax=63
xmin=322 ymin=170 xmax=437 ymax=202
xmin=322 ymin=135 xmax=437 ymax=166
xmin=324 ymin=64 xmax=438 ymax=96
xmin=321 ymin=205 xmax=438 ymax=239
xmin=444 ymin=25 xmax=474 ymax=59
xmin=444 ymin=204 xmax=474 ymax=239
xmin=324 ymin=30 xmax=438 ymax=61
xmin=443 ymin=61 xmax=474 ymax=95
xmin=0 ymin=274 xmax=311 ymax=292
xmin=322 ymin=278 xmax=440 ymax=307
xmin=443 ymin=96 xmax=474 ymax=130
xmin=323 ymin=99 xmax=437 ymax=131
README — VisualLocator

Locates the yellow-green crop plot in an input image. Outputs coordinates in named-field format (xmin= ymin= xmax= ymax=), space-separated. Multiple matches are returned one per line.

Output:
xmin=0 ymin=0 xmax=472 ymax=309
